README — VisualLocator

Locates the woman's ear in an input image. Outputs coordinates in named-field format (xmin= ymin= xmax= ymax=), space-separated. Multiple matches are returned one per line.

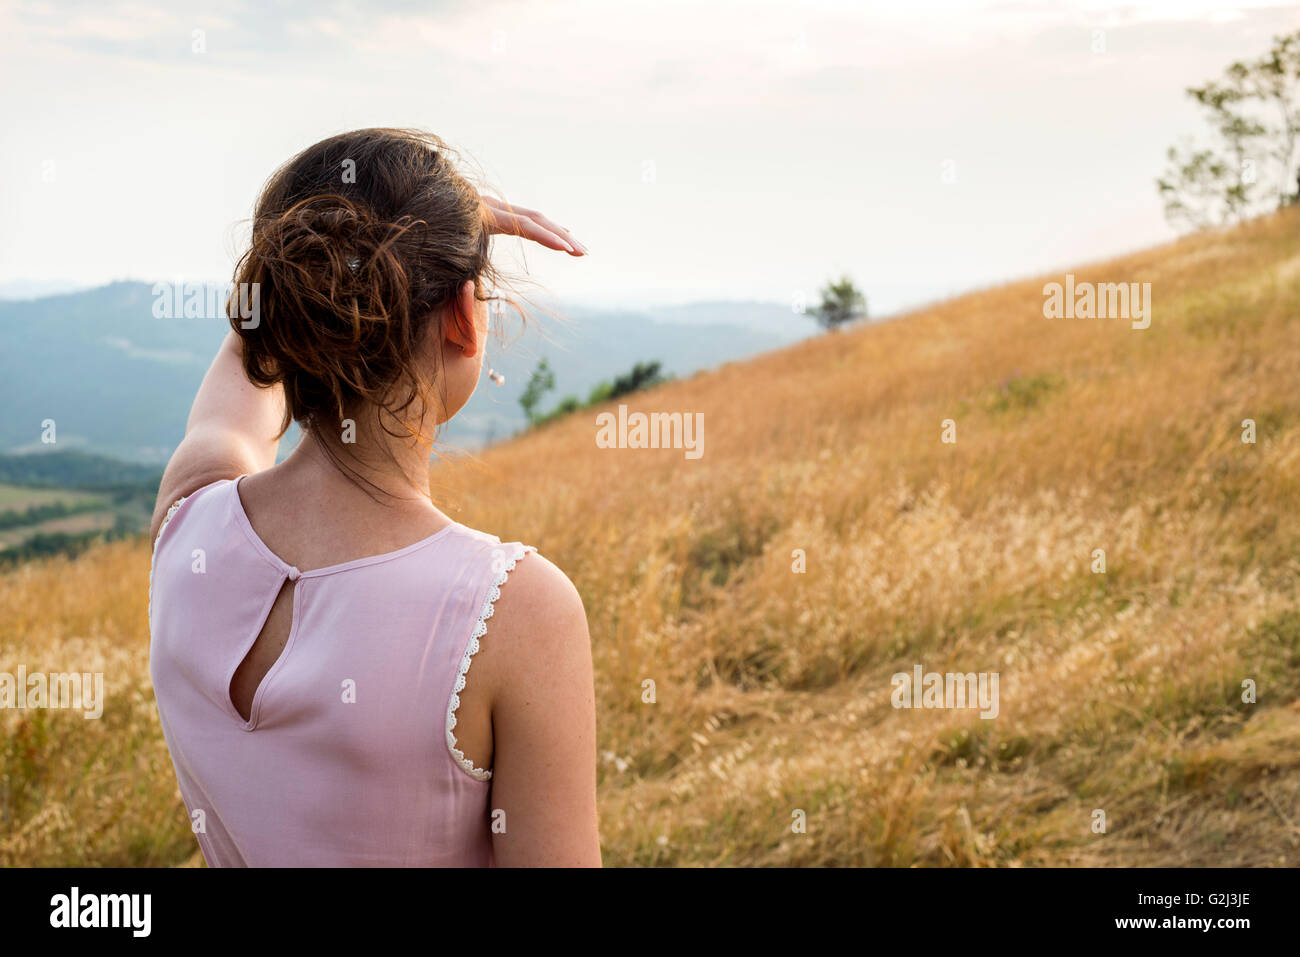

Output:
xmin=443 ymin=280 xmax=481 ymax=358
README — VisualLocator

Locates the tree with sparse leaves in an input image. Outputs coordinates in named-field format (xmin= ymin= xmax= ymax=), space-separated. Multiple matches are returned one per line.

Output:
xmin=1158 ymin=30 xmax=1300 ymax=231
xmin=810 ymin=276 xmax=867 ymax=332
xmin=518 ymin=357 xmax=555 ymax=425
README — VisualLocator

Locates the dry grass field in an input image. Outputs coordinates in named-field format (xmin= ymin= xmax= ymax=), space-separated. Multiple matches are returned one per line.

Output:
xmin=0 ymin=485 xmax=99 ymax=511
xmin=3 ymin=208 xmax=1299 ymax=866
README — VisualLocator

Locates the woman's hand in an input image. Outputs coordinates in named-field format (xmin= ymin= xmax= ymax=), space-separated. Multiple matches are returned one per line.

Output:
xmin=481 ymin=195 xmax=588 ymax=256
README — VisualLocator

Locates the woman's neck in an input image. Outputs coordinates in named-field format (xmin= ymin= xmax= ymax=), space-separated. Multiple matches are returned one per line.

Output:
xmin=285 ymin=416 xmax=437 ymax=503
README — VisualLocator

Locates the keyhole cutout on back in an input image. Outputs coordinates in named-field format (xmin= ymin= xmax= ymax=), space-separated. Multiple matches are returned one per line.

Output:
xmin=230 ymin=577 xmax=297 ymax=723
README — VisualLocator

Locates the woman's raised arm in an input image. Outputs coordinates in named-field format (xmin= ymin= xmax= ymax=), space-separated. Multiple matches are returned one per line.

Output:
xmin=150 ymin=330 xmax=285 ymax=543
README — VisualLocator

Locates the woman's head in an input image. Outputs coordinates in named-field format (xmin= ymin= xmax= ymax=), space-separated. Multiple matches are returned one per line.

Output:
xmin=229 ymin=128 xmax=499 ymax=454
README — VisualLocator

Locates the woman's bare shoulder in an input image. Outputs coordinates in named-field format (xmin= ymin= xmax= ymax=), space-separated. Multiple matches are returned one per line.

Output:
xmin=494 ymin=549 xmax=587 ymax=644
xmin=473 ymin=547 xmax=591 ymax=702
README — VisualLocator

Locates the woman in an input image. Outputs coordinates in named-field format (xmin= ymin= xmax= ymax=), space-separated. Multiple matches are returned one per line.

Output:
xmin=148 ymin=128 xmax=600 ymax=867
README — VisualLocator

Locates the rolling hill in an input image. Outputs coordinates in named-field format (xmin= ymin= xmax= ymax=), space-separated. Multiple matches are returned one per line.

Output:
xmin=0 ymin=283 xmax=809 ymax=461
xmin=0 ymin=452 xmax=161 ymax=562
xmin=3 ymin=209 xmax=1299 ymax=865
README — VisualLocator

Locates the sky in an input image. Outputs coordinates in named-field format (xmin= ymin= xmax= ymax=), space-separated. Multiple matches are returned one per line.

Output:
xmin=2 ymin=0 xmax=1298 ymax=315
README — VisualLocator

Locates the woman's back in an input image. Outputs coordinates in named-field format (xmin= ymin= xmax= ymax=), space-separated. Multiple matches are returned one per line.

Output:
xmin=149 ymin=477 xmax=532 ymax=866
xmin=147 ymin=128 xmax=598 ymax=866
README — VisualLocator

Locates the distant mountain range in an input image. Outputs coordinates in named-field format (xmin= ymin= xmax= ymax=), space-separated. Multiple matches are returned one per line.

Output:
xmin=0 ymin=279 xmax=93 ymax=300
xmin=0 ymin=281 xmax=813 ymax=463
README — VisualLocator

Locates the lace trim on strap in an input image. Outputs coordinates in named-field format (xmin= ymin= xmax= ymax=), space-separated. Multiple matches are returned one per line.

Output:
xmin=446 ymin=543 xmax=536 ymax=782
xmin=147 ymin=496 xmax=188 ymax=624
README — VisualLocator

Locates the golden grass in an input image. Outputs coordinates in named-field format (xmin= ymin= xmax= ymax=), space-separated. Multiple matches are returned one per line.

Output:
xmin=4 ymin=209 xmax=1300 ymax=866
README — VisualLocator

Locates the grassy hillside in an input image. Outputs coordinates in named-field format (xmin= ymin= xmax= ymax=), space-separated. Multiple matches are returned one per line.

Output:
xmin=4 ymin=209 xmax=1299 ymax=866
xmin=0 ymin=454 xmax=160 ymax=565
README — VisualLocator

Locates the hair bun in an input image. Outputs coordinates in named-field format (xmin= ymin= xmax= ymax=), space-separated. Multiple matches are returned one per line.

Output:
xmin=289 ymin=197 xmax=370 ymax=242
xmin=228 ymin=129 xmax=497 ymax=441
xmin=237 ymin=193 xmax=415 ymax=417
xmin=271 ymin=194 xmax=396 ymax=286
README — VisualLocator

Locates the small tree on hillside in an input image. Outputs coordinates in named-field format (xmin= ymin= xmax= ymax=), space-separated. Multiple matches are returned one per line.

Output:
xmin=1158 ymin=30 xmax=1300 ymax=231
xmin=519 ymin=358 xmax=555 ymax=426
xmin=810 ymin=276 xmax=867 ymax=331
xmin=587 ymin=360 xmax=669 ymax=406
xmin=608 ymin=360 xmax=666 ymax=399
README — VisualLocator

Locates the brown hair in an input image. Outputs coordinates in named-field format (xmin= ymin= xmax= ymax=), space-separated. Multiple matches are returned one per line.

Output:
xmin=228 ymin=128 xmax=507 ymax=468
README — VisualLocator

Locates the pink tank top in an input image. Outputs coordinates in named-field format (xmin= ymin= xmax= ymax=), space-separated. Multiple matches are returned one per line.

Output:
xmin=147 ymin=477 xmax=533 ymax=867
